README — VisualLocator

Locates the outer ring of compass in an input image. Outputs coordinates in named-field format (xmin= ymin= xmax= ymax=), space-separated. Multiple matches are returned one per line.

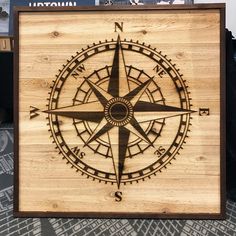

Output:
xmin=73 ymin=66 xmax=165 ymax=158
xmin=47 ymin=40 xmax=191 ymax=183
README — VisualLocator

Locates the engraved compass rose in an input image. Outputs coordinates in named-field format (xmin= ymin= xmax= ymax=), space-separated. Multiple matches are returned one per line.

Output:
xmin=19 ymin=7 xmax=222 ymax=216
xmin=42 ymin=35 xmax=195 ymax=190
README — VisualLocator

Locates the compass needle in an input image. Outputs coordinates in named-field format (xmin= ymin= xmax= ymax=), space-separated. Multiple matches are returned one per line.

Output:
xmin=44 ymin=101 xmax=104 ymax=122
xmin=125 ymin=118 xmax=153 ymax=146
xmin=85 ymin=118 xmax=112 ymax=146
xmin=108 ymin=126 xmax=130 ymax=189
xmin=125 ymin=78 xmax=152 ymax=106
xmin=108 ymin=35 xmax=130 ymax=97
xmin=134 ymin=101 xmax=195 ymax=123
xmin=85 ymin=78 xmax=113 ymax=106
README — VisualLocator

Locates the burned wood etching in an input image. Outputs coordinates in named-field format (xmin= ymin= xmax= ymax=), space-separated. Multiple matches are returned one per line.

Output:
xmin=17 ymin=6 xmax=224 ymax=217
xmin=42 ymin=34 xmax=195 ymax=194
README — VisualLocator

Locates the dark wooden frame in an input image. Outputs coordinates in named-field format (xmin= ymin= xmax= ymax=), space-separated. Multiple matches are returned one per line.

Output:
xmin=14 ymin=4 xmax=226 ymax=219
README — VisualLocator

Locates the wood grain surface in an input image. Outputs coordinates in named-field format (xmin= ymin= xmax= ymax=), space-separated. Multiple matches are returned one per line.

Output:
xmin=15 ymin=6 xmax=224 ymax=218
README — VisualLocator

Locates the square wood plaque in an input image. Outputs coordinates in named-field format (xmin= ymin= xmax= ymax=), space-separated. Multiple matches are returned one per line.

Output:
xmin=14 ymin=4 xmax=226 ymax=218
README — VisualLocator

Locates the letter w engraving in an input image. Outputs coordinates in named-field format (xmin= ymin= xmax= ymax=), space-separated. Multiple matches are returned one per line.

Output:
xmin=30 ymin=106 xmax=40 ymax=119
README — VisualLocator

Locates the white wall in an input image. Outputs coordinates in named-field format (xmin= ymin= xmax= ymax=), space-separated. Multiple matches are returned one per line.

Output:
xmin=194 ymin=0 xmax=236 ymax=36
xmin=226 ymin=0 xmax=236 ymax=37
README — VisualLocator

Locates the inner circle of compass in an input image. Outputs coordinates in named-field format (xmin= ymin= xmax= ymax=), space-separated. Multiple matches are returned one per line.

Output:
xmin=47 ymin=38 xmax=192 ymax=185
xmin=104 ymin=97 xmax=133 ymax=126
xmin=74 ymin=70 xmax=162 ymax=158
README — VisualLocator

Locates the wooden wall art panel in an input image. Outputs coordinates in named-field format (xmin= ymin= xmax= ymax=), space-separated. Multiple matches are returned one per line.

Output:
xmin=14 ymin=4 xmax=226 ymax=218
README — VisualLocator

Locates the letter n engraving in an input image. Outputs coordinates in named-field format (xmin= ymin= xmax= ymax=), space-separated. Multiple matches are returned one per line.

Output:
xmin=114 ymin=22 xmax=123 ymax=32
